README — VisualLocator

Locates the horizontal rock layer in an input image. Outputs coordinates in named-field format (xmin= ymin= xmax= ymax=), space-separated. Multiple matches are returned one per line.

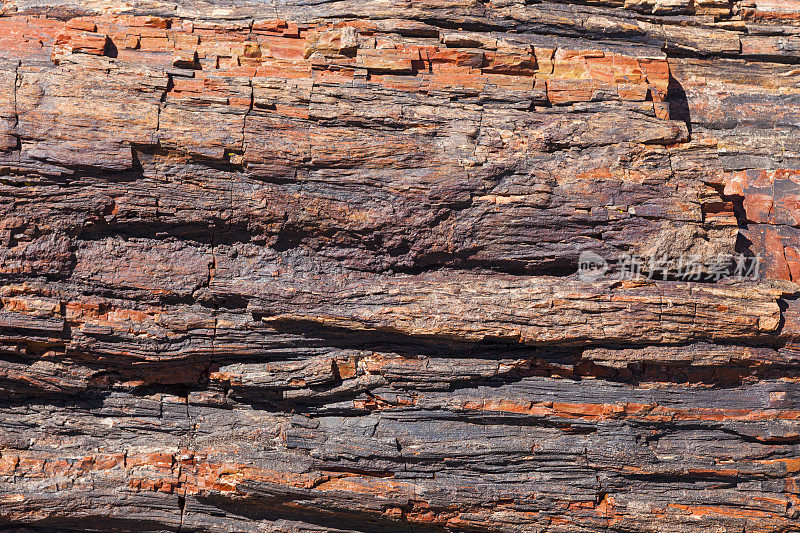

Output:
xmin=2 ymin=1 xmax=800 ymax=532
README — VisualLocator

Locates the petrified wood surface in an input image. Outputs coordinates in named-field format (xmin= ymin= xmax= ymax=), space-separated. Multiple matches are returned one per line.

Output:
xmin=3 ymin=1 xmax=800 ymax=531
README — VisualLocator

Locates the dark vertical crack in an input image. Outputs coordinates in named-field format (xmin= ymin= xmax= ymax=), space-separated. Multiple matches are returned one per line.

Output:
xmin=240 ymin=76 xmax=253 ymax=157
xmin=9 ymin=59 xmax=20 ymax=152
xmin=12 ymin=59 xmax=19 ymax=130
xmin=176 ymin=492 xmax=186 ymax=533
xmin=156 ymin=72 xmax=173 ymax=135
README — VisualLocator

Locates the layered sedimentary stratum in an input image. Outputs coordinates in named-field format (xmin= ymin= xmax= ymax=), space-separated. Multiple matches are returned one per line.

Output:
xmin=3 ymin=0 xmax=800 ymax=531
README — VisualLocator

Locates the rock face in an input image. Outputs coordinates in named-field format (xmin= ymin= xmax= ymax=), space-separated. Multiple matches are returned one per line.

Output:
xmin=3 ymin=1 xmax=800 ymax=531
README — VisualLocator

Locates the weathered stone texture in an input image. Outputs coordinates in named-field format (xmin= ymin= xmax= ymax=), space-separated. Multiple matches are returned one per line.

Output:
xmin=2 ymin=1 xmax=800 ymax=532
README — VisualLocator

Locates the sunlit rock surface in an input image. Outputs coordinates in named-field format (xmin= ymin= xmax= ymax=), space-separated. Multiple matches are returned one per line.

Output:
xmin=2 ymin=1 xmax=800 ymax=531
